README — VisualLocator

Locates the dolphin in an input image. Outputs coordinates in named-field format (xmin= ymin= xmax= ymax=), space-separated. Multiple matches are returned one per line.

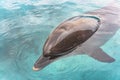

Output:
xmin=33 ymin=1 xmax=120 ymax=71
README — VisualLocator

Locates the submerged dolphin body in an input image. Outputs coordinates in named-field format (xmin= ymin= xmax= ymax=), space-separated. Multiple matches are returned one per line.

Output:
xmin=33 ymin=1 xmax=120 ymax=71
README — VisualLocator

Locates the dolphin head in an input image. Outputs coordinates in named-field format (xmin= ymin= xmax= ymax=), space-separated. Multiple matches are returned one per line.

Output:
xmin=33 ymin=15 xmax=101 ymax=71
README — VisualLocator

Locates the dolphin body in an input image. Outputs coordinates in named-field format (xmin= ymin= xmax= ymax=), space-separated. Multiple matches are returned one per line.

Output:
xmin=33 ymin=1 xmax=120 ymax=71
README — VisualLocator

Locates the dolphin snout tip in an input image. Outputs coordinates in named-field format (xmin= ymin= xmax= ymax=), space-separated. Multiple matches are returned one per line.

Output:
xmin=32 ymin=66 xmax=40 ymax=71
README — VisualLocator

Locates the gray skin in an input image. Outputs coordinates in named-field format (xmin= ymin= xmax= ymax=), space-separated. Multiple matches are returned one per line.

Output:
xmin=33 ymin=1 xmax=120 ymax=71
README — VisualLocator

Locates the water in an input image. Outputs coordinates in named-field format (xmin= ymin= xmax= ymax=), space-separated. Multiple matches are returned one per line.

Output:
xmin=0 ymin=0 xmax=120 ymax=80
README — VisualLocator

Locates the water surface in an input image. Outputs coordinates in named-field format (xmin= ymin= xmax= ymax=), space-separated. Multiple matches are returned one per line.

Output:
xmin=0 ymin=0 xmax=120 ymax=80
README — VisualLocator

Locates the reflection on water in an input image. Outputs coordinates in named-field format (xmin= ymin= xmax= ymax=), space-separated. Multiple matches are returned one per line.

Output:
xmin=0 ymin=0 xmax=120 ymax=80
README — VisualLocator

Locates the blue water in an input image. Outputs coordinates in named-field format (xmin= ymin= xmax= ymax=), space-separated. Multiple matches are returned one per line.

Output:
xmin=0 ymin=0 xmax=120 ymax=80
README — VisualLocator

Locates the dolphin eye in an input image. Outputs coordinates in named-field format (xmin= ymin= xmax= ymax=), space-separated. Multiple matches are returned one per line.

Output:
xmin=43 ymin=54 xmax=54 ymax=59
xmin=49 ymin=55 xmax=61 ymax=59
xmin=43 ymin=52 xmax=61 ymax=59
xmin=43 ymin=52 xmax=50 ymax=57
